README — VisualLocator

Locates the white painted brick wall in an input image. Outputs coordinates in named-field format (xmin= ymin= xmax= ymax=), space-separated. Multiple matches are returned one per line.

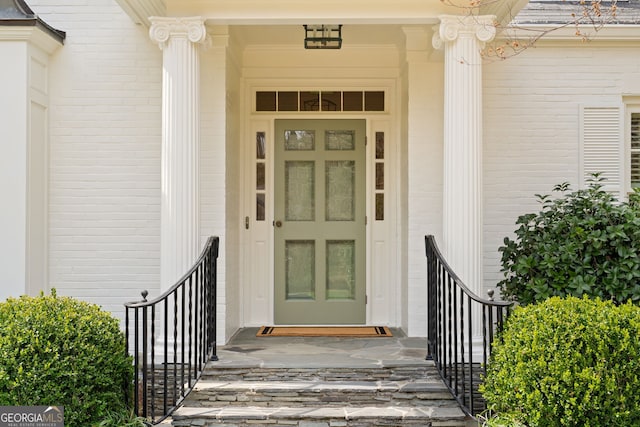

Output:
xmin=31 ymin=0 xmax=162 ymax=321
xmin=483 ymin=43 xmax=640 ymax=298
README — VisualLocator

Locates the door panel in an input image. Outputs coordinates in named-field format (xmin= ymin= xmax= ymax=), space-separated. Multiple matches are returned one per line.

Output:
xmin=274 ymin=119 xmax=366 ymax=324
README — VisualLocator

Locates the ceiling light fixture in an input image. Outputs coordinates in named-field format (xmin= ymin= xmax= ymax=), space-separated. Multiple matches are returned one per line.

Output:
xmin=303 ymin=25 xmax=342 ymax=49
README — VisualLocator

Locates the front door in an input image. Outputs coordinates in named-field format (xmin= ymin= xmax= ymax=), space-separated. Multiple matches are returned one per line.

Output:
xmin=274 ymin=119 xmax=366 ymax=324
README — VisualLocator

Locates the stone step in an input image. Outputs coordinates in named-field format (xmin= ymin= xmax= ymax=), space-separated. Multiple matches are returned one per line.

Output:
xmin=202 ymin=364 xmax=437 ymax=383
xmin=167 ymin=341 xmax=470 ymax=426
xmin=184 ymin=379 xmax=455 ymax=408
xmin=171 ymin=405 xmax=468 ymax=426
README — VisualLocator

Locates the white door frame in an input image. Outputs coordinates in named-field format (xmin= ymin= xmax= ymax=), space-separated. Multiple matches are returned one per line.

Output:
xmin=239 ymin=79 xmax=401 ymax=328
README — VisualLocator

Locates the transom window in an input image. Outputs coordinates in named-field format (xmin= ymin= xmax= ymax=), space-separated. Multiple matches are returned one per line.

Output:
xmin=256 ymin=91 xmax=385 ymax=112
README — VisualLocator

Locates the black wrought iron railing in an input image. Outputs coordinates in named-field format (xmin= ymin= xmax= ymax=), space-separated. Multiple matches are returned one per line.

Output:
xmin=425 ymin=235 xmax=512 ymax=418
xmin=125 ymin=236 xmax=219 ymax=424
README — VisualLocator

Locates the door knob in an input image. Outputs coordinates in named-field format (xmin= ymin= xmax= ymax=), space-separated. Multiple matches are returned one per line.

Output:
xmin=275 ymin=220 xmax=283 ymax=228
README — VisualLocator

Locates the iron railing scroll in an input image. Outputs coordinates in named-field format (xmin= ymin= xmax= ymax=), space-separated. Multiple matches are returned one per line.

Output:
xmin=425 ymin=235 xmax=512 ymax=418
xmin=125 ymin=236 xmax=219 ymax=424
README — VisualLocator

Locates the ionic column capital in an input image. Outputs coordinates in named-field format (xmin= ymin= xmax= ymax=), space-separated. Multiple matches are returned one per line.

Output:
xmin=432 ymin=14 xmax=496 ymax=50
xmin=149 ymin=16 xmax=207 ymax=49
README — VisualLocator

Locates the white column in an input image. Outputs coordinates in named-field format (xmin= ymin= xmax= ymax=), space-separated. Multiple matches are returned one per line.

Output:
xmin=433 ymin=15 xmax=495 ymax=296
xmin=149 ymin=17 xmax=207 ymax=291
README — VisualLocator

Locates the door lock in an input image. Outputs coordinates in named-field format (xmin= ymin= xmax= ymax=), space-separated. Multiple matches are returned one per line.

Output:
xmin=274 ymin=220 xmax=283 ymax=228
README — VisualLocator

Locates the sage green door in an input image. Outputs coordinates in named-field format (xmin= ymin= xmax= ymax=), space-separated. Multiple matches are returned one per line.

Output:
xmin=274 ymin=119 xmax=366 ymax=324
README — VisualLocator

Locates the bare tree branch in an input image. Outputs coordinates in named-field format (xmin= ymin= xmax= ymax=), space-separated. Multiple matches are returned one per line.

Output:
xmin=439 ymin=0 xmax=620 ymax=60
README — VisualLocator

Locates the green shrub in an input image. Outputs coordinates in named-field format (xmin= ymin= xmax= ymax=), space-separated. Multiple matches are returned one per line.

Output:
xmin=480 ymin=296 xmax=640 ymax=427
xmin=498 ymin=174 xmax=640 ymax=305
xmin=0 ymin=290 xmax=134 ymax=427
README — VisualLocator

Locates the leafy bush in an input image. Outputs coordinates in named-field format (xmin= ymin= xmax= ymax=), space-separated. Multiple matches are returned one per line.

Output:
xmin=0 ymin=290 xmax=134 ymax=427
xmin=480 ymin=296 xmax=640 ymax=427
xmin=498 ymin=174 xmax=640 ymax=305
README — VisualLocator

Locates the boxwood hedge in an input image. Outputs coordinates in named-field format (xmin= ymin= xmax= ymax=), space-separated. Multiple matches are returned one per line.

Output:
xmin=0 ymin=290 xmax=134 ymax=427
xmin=481 ymin=296 xmax=640 ymax=427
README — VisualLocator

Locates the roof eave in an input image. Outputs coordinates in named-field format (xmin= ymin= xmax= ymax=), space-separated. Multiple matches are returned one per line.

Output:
xmin=1 ymin=18 xmax=65 ymax=44
xmin=0 ymin=0 xmax=66 ymax=44
xmin=114 ymin=0 xmax=166 ymax=27
xmin=500 ymin=23 xmax=640 ymax=42
xmin=114 ymin=0 xmax=526 ymax=28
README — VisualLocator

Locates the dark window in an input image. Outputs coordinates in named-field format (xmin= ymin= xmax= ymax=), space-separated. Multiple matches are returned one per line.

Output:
xmin=343 ymin=91 xmax=363 ymax=111
xmin=365 ymin=91 xmax=385 ymax=111
xmin=300 ymin=92 xmax=320 ymax=111
xmin=256 ymin=92 xmax=276 ymax=111
xmin=321 ymin=92 xmax=341 ymax=111
xmin=278 ymin=92 xmax=298 ymax=111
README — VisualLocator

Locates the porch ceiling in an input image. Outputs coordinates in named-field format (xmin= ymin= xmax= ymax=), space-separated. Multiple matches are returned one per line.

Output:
xmin=115 ymin=0 xmax=529 ymax=28
xmin=232 ymin=24 xmax=406 ymax=48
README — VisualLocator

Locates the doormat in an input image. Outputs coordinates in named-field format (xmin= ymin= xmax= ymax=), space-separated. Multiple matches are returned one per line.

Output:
xmin=256 ymin=326 xmax=393 ymax=337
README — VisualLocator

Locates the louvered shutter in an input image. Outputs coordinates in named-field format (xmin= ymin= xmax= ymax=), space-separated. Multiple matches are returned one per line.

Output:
xmin=631 ymin=113 xmax=640 ymax=189
xmin=580 ymin=106 xmax=623 ymax=198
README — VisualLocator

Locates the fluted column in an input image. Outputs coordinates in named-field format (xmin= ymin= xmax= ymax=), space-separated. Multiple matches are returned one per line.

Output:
xmin=433 ymin=15 xmax=495 ymax=296
xmin=150 ymin=17 xmax=207 ymax=291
